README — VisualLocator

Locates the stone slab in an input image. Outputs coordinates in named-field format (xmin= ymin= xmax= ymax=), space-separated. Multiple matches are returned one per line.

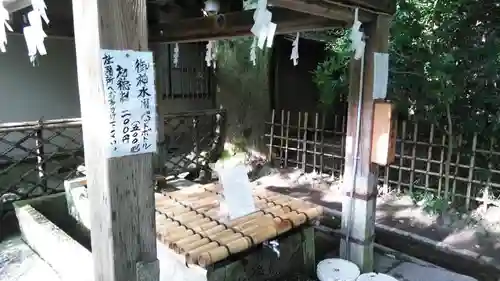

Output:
xmin=388 ymin=262 xmax=478 ymax=281
xmin=0 ymin=236 xmax=62 ymax=281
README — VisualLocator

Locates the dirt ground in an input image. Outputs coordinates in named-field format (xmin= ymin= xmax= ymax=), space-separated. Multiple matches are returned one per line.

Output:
xmin=253 ymin=167 xmax=500 ymax=269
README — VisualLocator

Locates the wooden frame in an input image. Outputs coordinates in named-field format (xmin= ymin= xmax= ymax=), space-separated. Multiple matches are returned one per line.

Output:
xmin=13 ymin=0 xmax=395 ymax=279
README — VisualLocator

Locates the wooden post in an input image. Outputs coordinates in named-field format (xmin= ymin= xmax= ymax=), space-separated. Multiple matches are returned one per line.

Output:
xmin=71 ymin=1 xmax=159 ymax=281
xmin=340 ymin=15 xmax=391 ymax=272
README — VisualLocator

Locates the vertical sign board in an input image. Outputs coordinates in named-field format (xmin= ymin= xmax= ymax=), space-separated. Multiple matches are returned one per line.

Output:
xmin=100 ymin=49 xmax=157 ymax=158
xmin=371 ymin=100 xmax=396 ymax=166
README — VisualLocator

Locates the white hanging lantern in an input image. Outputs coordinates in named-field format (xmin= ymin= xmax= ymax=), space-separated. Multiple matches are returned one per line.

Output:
xmin=290 ymin=32 xmax=299 ymax=66
xmin=0 ymin=1 xmax=13 ymax=53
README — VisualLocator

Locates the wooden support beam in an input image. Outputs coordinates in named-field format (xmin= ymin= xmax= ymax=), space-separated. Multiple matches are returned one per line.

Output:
xmin=71 ymin=1 xmax=158 ymax=281
xmin=10 ymin=8 xmax=343 ymax=42
xmin=323 ymin=0 xmax=396 ymax=14
xmin=149 ymin=8 xmax=343 ymax=43
xmin=339 ymin=15 xmax=391 ymax=273
xmin=2 ymin=0 xmax=31 ymax=12
xmin=268 ymin=0 xmax=374 ymax=23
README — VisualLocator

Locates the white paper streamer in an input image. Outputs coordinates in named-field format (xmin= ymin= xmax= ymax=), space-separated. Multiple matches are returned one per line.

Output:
xmin=0 ymin=1 xmax=13 ymax=53
xmin=205 ymin=40 xmax=217 ymax=68
xmin=249 ymin=37 xmax=257 ymax=66
xmin=23 ymin=10 xmax=47 ymax=64
xmin=290 ymin=32 xmax=299 ymax=66
xmin=250 ymin=0 xmax=276 ymax=50
xmin=31 ymin=0 xmax=49 ymax=24
xmin=349 ymin=8 xmax=365 ymax=60
xmin=173 ymin=43 xmax=179 ymax=67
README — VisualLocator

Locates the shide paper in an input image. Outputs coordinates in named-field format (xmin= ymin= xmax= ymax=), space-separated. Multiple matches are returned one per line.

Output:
xmin=205 ymin=40 xmax=217 ymax=68
xmin=290 ymin=32 xmax=299 ymax=66
xmin=349 ymin=8 xmax=365 ymax=60
xmin=249 ymin=0 xmax=276 ymax=64
xmin=0 ymin=1 xmax=12 ymax=53
xmin=173 ymin=43 xmax=179 ymax=67
xmin=23 ymin=0 xmax=49 ymax=64
xmin=1 ymin=0 xmax=49 ymax=63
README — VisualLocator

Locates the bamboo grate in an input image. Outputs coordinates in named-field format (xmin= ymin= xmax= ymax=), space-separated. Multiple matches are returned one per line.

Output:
xmin=154 ymin=183 xmax=323 ymax=267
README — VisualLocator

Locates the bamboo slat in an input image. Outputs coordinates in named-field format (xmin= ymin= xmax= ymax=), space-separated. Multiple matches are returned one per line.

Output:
xmin=154 ymin=183 xmax=323 ymax=267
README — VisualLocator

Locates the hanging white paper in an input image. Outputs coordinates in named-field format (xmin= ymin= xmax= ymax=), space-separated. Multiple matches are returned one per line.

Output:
xmin=173 ymin=43 xmax=179 ymax=67
xmin=0 ymin=2 xmax=13 ymax=53
xmin=249 ymin=37 xmax=257 ymax=66
xmin=373 ymin=52 xmax=389 ymax=99
xmin=31 ymin=0 xmax=49 ymax=24
xmin=250 ymin=0 xmax=276 ymax=50
xmin=100 ymin=49 xmax=157 ymax=158
xmin=205 ymin=41 xmax=217 ymax=68
xmin=349 ymin=8 xmax=365 ymax=60
xmin=290 ymin=32 xmax=299 ymax=66
xmin=219 ymin=164 xmax=256 ymax=220
xmin=23 ymin=10 xmax=48 ymax=64
xmin=266 ymin=22 xmax=277 ymax=48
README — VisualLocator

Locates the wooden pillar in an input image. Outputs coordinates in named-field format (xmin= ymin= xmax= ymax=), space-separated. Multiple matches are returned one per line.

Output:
xmin=71 ymin=1 xmax=159 ymax=281
xmin=340 ymin=15 xmax=390 ymax=272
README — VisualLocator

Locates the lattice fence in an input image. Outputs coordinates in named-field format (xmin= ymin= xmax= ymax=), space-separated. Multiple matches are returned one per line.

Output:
xmin=159 ymin=109 xmax=226 ymax=178
xmin=0 ymin=109 xmax=227 ymax=210
xmin=266 ymin=109 xmax=500 ymax=211
xmin=0 ymin=118 xmax=84 ymax=205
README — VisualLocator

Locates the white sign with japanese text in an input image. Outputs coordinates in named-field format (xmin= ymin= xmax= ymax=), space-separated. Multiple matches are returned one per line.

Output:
xmin=100 ymin=49 xmax=157 ymax=158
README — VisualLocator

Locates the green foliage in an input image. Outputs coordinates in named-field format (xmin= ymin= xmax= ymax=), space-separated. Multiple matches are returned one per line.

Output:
xmin=312 ymin=0 xmax=500 ymax=138
xmin=410 ymin=191 xmax=450 ymax=215
xmin=312 ymin=29 xmax=351 ymax=107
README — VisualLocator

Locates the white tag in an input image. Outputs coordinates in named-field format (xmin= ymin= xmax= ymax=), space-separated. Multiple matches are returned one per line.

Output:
xmin=373 ymin=52 xmax=389 ymax=99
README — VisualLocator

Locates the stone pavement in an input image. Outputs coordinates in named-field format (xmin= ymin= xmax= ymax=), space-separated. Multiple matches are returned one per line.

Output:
xmin=0 ymin=233 xmax=478 ymax=281
xmin=373 ymin=250 xmax=477 ymax=281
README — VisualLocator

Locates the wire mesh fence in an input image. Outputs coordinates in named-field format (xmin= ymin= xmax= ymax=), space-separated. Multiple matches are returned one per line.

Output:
xmin=0 ymin=118 xmax=84 ymax=205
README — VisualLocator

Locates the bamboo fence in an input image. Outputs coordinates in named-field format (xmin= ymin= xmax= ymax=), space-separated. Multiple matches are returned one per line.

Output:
xmin=154 ymin=183 xmax=323 ymax=267
xmin=266 ymin=109 xmax=500 ymax=211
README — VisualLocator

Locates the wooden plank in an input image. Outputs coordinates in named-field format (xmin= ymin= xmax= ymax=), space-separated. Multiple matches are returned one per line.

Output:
xmin=323 ymin=0 xmax=396 ymax=14
xmin=149 ymin=8 xmax=342 ymax=43
xmin=70 ymin=1 xmax=158 ymax=281
xmin=268 ymin=0 xmax=374 ymax=22
xmin=370 ymin=101 xmax=396 ymax=166
xmin=340 ymin=15 xmax=391 ymax=272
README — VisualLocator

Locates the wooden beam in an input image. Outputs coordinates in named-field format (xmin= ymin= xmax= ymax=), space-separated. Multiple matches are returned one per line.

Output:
xmin=10 ymin=8 xmax=343 ymax=42
xmin=2 ymin=0 xmax=31 ymax=13
xmin=71 ymin=1 xmax=158 ymax=281
xmin=268 ymin=0 xmax=374 ymax=23
xmin=323 ymin=0 xmax=396 ymax=14
xmin=339 ymin=15 xmax=391 ymax=273
xmin=149 ymin=8 xmax=343 ymax=43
